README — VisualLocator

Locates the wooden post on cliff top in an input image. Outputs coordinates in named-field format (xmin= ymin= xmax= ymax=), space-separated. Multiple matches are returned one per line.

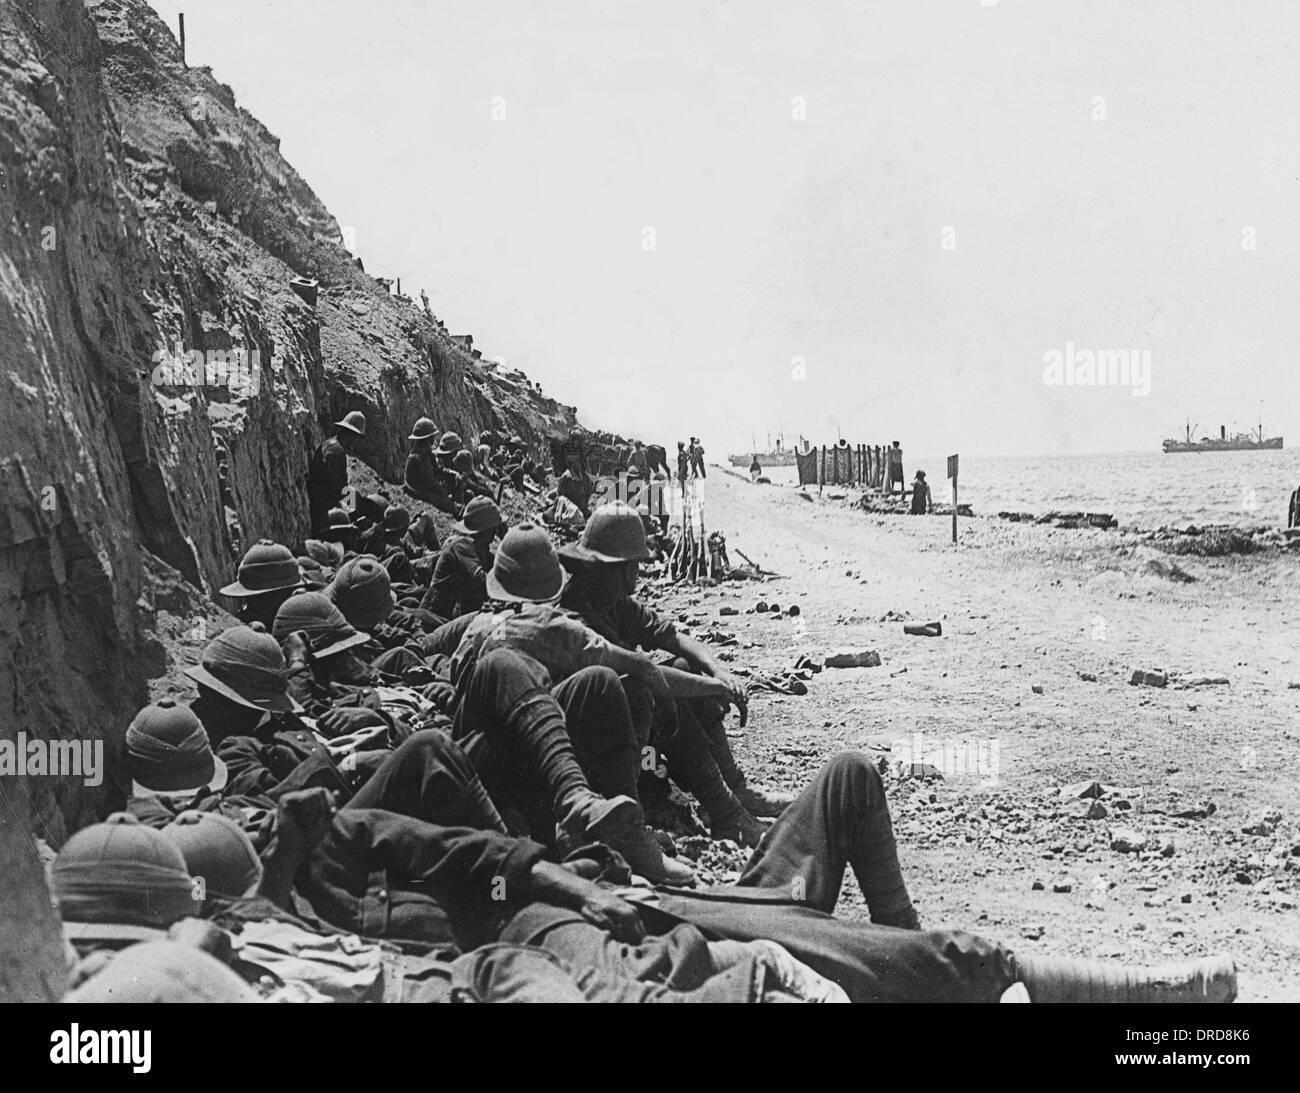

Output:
xmin=947 ymin=453 xmax=959 ymax=544
xmin=178 ymin=14 xmax=187 ymax=65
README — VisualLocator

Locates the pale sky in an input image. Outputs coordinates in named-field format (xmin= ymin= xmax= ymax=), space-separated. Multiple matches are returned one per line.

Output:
xmin=147 ymin=0 xmax=1300 ymax=457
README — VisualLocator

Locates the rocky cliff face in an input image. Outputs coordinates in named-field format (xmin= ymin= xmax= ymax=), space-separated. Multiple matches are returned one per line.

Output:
xmin=0 ymin=0 xmax=585 ymax=993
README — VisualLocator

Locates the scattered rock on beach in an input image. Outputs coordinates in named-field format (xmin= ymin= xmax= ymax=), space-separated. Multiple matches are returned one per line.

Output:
xmin=1110 ymin=827 xmax=1148 ymax=854
xmin=1179 ymin=674 xmax=1230 ymax=687
xmin=824 ymin=650 xmax=881 ymax=669
xmin=1171 ymin=802 xmax=1216 ymax=820
xmin=896 ymin=761 xmax=944 ymax=781
xmin=1129 ymin=668 xmax=1168 ymax=688
xmin=1060 ymin=780 xmax=1104 ymax=800
xmin=1139 ymin=557 xmax=1197 ymax=583
xmin=1242 ymin=812 xmax=1282 ymax=837
xmin=1066 ymin=799 xmax=1109 ymax=821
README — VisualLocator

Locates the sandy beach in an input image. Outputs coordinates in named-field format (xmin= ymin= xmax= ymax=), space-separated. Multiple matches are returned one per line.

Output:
xmin=647 ymin=467 xmax=1300 ymax=1001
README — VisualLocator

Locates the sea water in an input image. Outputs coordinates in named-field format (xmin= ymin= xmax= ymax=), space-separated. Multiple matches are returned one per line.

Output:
xmin=757 ymin=449 xmax=1300 ymax=530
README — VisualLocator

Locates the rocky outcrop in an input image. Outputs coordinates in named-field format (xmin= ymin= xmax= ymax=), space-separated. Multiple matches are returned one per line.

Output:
xmin=0 ymin=0 xmax=584 ymax=870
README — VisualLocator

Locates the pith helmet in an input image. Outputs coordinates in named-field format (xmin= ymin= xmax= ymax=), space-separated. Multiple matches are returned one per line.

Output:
xmin=409 ymin=417 xmax=438 ymax=442
xmin=382 ymin=504 xmax=411 ymax=533
xmin=184 ymin=625 xmax=297 ymax=713
xmin=486 ymin=522 xmax=566 ymax=603
xmin=453 ymin=496 xmax=504 ymax=537
xmin=125 ymin=699 xmax=228 ymax=798
xmin=327 ymin=507 xmax=355 ymax=532
xmin=328 ymin=556 xmax=396 ymax=630
xmin=272 ymin=591 xmax=371 ymax=660
xmin=52 ymin=814 xmax=199 ymax=941
xmin=336 ymin=411 xmax=367 ymax=436
xmin=219 ymin=540 xmax=303 ymax=598
xmin=161 ymin=811 xmax=262 ymax=899
xmin=560 ymin=502 xmax=651 ymax=564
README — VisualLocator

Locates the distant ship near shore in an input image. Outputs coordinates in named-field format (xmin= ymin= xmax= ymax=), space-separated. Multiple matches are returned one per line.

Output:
xmin=1162 ymin=419 xmax=1283 ymax=453
xmin=728 ymin=435 xmax=812 ymax=468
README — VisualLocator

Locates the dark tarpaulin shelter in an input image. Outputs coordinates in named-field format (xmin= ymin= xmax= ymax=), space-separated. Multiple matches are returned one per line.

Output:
xmin=796 ymin=448 xmax=819 ymax=485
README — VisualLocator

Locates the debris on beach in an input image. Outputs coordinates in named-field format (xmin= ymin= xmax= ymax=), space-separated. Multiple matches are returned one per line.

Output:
xmin=1066 ymin=799 xmax=1109 ymax=820
xmin=1110 ymin=827 xmax=1150 ymax=854
xmin=1242 ymin=812 xmax=1283 ymax=837
xmin=897 ymin=762 xmax=944 ymax=781
xmin=1177 ymin=674 xmax=1230 ymax=688
xmin=996 ymin=510 xmax=1116 ymax=529
xmin=831 ymin=487 xmax=973 ymax=517
xmin=1138 ymin=524 xmax=1300 ymax=556
xmin=698 ymin=627 xmax=738 ymax=646
xmin=1153 ymin=527 xmax=1260 ymax=557
xmin=1060 ymin=780 xmax=1105 ymax=801
xmin=824 ymin=649 xmax=882 ymax=669
xmin=1137 ymin=557 xmax=1197 ymax=583
xmin=746 ymin=672 xmax=810 ymax=696
xmin=1129 ymin=669 xmax=1169 ymax=688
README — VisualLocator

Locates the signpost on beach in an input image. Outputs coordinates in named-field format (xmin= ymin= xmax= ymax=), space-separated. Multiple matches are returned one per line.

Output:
xmin=947 ymin=454 xmax=959 ymax=544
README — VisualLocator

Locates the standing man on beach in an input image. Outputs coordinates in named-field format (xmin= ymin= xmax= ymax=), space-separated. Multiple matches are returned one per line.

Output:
xmin=884 ymin=440 xmax=904 ymax=497
xmin=690 ymin=437 xmax=706 ymax=479
xmin=308 ymin=411 xmax=365 ymax=535
xmin=910 ymin=470 xmax=932 ymax=514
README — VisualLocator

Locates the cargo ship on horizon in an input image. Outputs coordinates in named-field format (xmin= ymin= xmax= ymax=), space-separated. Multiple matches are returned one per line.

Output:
xmin=1162 ymin=419 xmax=1283 ymax=453
xmin=728 ymin=434 xmax=813 ymax=468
